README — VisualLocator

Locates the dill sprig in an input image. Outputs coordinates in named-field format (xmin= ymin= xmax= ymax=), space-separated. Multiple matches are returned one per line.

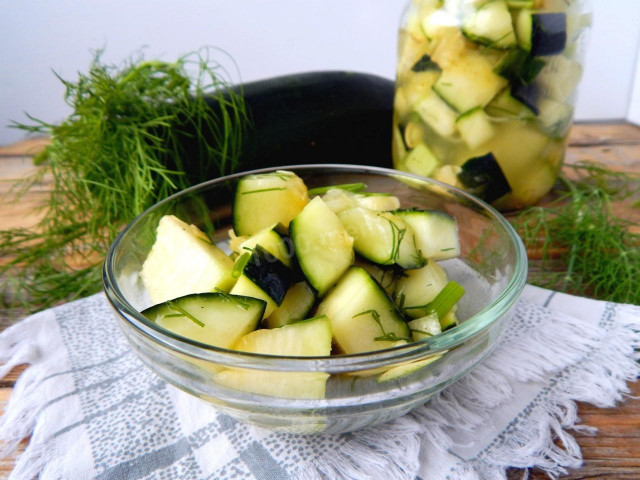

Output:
xmin=511 ymin=162 xmax=640 ymax=304
xmin=1 ymin=48 xmax=247 ymax=314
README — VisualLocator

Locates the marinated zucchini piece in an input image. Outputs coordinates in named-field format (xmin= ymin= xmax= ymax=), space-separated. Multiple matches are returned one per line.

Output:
xmin=408 ymin=313 xmax=442 ymax=341
xmin=214 ymin=316 xmax=332 ymax=399
xmin=403 ymin=120 xmax=427 ymax=149
xmin=485 ymin=88 xmax=536 ymax=119
xmin=457 ymin=153 xmax=512 ymax=203
xmin=230 ymin=245 xmax=293 ymax=318
xmin=232 ymin=224 xmax=292 ymax=267
xmin=456 ymin=107 xmax=495 ymax=149
xmin=494 ymin=49 xmax=546 ymax=85
xmin=353 ymin=257 xmax=398 ymax=296
xmin=394 ymin=208 xmax=460 ymax=261
xmin=290 ymin=196 xmax=354 ymax=296
xmin=432 ymin=53 xmax=508 ymax=112
xmin=537 ymin=98 xmax=573 ymax=138
xmin=141 ymin=215 xmax=236 ymax=304
xmin=264 ymin=281 xmax=316 ymax=329
xmin=404 ymin=143 xmax=440 ymax=177
xmin=142 ymin=292 xmax=265 ymax=349
xmin=414 ymin=90 xmax=457 ymax=137
xmin=321 ymin=188 xmax=400 ymax=214
xmin=536 ymin=55 xmax=583 ymax=102
xmin=461 ymin=0 xmax=517 ymax=49
xmin=394 ymin=261 xmax=449 ymax=319
xmin=337 ymin=208 xmax=425 ymax=269
xmin=233 ymin=170 xmax=309 ymax=236
xmin=433 ymin=165 xmax=464 ymax=189
xmin=403 ymin=71 xmax=442 ymax=107
xmin=317 ymin=267 xmax=410 ymax=354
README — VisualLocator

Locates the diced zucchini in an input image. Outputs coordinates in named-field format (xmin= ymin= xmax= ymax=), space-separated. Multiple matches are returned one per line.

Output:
xmin=232 ymin=224 xmax=292 ymax=267
xmin=394 ymin=208 xmax=460 ymax=260
xmin=485 ymin=87 xmax=536 ymax=119
xmin=440 ymin=308 xmax=459 ymax=331
xmin=421 ymin=9 xmax=459 ymax=42
xmin=230 ymin=245 xmax=293 ymax=318
xmin=457 ymin=152 xmax=512 ymax=203
xmin=317 ymin=267 xmax=410 ymax=354
xmin=403 ymin=120 xmax=427 ymax=149
xmin=142 ymin=292 xmax=265 ymax=349
xmin=394 ymin=261 xmax=449 ymax=319
xmin=516 ymin=11 xmax=567 ymax=56
xmin=403 ymin=143 xmax=440 ymax=177
xmin=214 ymin=316 xmax=332 ymax=399
xmin=432 ymin=53 xmax=508 ymax=112
xmin=433 ymin=165 xmax=464 ymax=189
xmin=536 ymin=55 xmax=583 ymax=102
xmin=357 ymin=194 xmax=401 ymax=212
xmin=456 ymin=107 xmax=495 ymax=149
xmin=337 ymin=208 xmax=425 ymax=269
xmin=537 ymin=98 xmax=573 ymax=138
xmin=141 ymin=215 xmax=236 ymax=304
xmin=403 ymin=70 xmax=441 ymax=107
xmin=461 ymin=0 xmax=517 ymax=49
xmin=494 ymin=49 xmax=546 ymax=85
xmin=414 ymin=91 xmax=458 ymax=137
xmin=290 ymin=196 xmax=354 ymax=296
xmin=233 ymin=170 xmax=309 ymax=236
xmin=264 ymin=281 xmax=316 ymax=329
xmin=408 ymin=313 xmax=442 ymax=341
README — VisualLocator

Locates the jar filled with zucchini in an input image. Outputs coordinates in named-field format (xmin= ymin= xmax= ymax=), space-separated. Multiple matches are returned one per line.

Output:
xmin=393 ymin=0 xmax=591 ymax=209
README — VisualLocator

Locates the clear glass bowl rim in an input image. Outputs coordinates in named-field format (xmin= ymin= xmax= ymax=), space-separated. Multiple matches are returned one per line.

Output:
xmin=103 ymin=164 xmax=527 ymax=372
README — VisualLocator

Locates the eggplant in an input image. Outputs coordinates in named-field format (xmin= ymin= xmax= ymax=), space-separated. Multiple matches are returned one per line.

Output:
xmin=457 ymin=153 xmax=512 ymax=204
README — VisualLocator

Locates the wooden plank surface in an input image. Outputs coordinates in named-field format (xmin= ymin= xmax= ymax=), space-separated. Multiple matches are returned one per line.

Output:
xmin=1 ymin=123 xmax=639 ymax=479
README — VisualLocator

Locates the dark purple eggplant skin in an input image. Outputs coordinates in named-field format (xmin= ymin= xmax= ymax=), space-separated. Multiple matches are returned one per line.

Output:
xmin=243 ymin=245 xmax=293 ymax=305
xmin=175 ymin=71 xmax=395 ymax=185
xmin=531 ymin=13 xmax=567 ymax=56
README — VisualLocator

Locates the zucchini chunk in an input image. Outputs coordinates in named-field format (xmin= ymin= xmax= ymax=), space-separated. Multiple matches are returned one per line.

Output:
xmin=461 ymin=0 xmax=517 ymax=49
xmin=408 ymin=313 xmax=442 ymax=341
xmin=214 ymin=315 xmax=332 ymax=399
xmin=376 ymin=354 xmax=444 ymax=383
xmin=321 ymin=188 xmax=400 ymax=214
xmin=337 ymin=208 xmax=425 ymax=269
xmin=264 ymin=281 xmax=317 ymax=329
xmin=290 ymin=196 xmax=354 ymax=296
xmin=140 ymin=215 xmax=236 ymax=304
xmin=414 ymin=90 xmax=458 ymax=137
xmin=394 ymin=261 xmax=449 ymax=319
xmin=432 ymin=53 xmax=508 ymax=112
xmin=233 ymin=170 xmax=309 ymax=236
xmin=485 ymin=87 xmax=536 ymax=119
xmin=403 ymin=143 xmax=440 ymax=177
xmin=230 ymin=245 xmax=293 ymax=318
xmin=231 ymin=223 xmax=292 ymax=267
xmin=457 ymin=153 xmax=512 ymax=203
xmin=317 ymin=267 xmax=411 ymax=354
xmin=394 ymin=208 xmax=460 ymax=261
xmin=494 ymin=49 xmax=546 ymax=85
xmin=141 ymin=292 xmax=265 ymax=349
xmin=456 ymin=107 xmax=495 ymax=149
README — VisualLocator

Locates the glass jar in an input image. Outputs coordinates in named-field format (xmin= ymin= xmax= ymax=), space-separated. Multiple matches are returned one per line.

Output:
xmin=392 ymin=0 xmax=592 ymax=210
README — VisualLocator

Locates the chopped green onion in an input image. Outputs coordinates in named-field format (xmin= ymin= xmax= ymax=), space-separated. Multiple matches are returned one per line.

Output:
xmin=307 ymin=182 xmax=367 ymax=196
xmin=232 ymin=252 xmax=250 ymax=278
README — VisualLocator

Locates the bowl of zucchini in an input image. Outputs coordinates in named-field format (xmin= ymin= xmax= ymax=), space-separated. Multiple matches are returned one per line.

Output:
xmin=103 ymin=165 xmax=527 ymax=434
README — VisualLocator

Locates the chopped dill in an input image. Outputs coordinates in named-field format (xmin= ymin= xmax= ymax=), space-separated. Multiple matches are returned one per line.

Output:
xmin=214 ymin=288 xmax=250 ymax=310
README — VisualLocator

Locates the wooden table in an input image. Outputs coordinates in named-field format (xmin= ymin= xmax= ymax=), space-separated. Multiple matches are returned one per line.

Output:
xmin=1 ymin=123 xmax=639 ymax=479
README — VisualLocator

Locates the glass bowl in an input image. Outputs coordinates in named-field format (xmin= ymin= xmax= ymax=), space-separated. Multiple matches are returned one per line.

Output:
xmin=103 ymin=165 xmax=527 ymax=434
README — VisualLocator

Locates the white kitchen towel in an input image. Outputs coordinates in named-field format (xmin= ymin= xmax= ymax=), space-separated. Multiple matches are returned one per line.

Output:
xmin=1 ymin=285 xmax=639 ymax=480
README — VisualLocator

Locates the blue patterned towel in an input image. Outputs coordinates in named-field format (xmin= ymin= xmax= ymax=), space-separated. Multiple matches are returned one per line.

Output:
xmin=1 ymin=285 xmax=639 ymax=480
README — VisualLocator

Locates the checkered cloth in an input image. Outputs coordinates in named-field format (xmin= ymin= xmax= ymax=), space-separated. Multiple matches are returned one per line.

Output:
xmin=1 ymin=285 xmax=639 ymax=480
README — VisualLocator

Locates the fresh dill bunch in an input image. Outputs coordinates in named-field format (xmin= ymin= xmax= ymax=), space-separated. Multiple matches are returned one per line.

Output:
xmin=1 ymin=48 xmax=247 ymax=314
xmin=511 ymin=162 xmax=640 ymax=304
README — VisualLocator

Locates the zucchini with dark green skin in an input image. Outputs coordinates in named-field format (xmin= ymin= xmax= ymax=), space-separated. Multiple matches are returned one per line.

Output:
xmin=176 ymin=71 xmax=395 ymax=183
